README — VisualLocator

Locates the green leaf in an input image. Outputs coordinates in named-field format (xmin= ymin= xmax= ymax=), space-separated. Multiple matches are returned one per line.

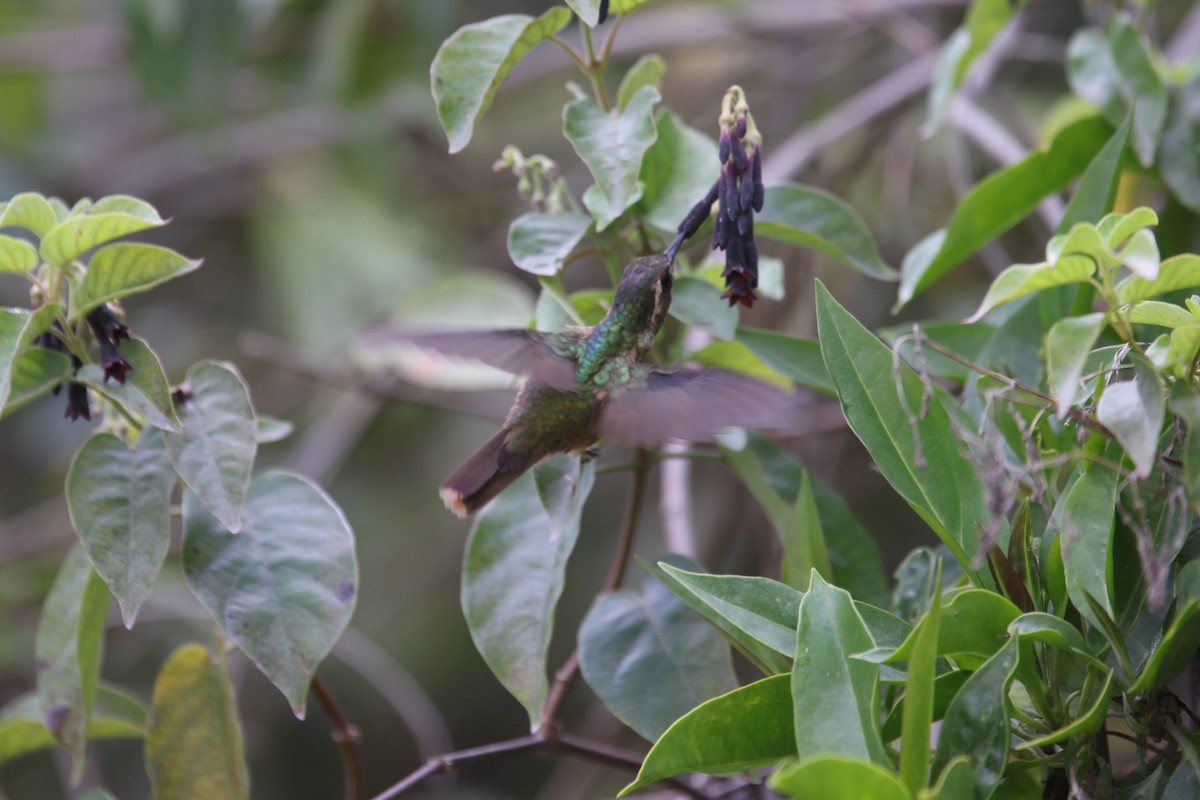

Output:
xmin=1057 ymin=111 xmax=1132 ymax=234
xmin=164 ymin=361 xmax=256 ymax=532
xmin=1046 ymin=313 xmax=1106 ymax=417
xmin=0 ymin=303 xmax=59 ymax=414
xmin=929 ymin=637 xmax=1019 ymax=799
xmin=922 ymin=756 xmax=975 ymax=800
xmin=897 ymin=115 xmax=1112 ymax=307
xmin=255 ymin=415 xmax=294 ymax=444
xmin=635 ymin=109 xmax=718 ymax=234
xmin=0 ymin=192 xmax=58 ymax=237
xmin=1017 ymin=669 xmax=1114 ymax=750
xmin=668 ymin=276 xmax=737 ymax=340
xmin=967 ymin=258 xmax=1097 ymax=322
xmin=781 ymin=472 xmax=831 ymax=591
xmin=619 ymin=675 xmax=794 ymax=796
xmin=756 ymin=184 xmax=894 ymax=280
xmin=567 ymin=84 xmax=660 ymax=231
xmin=430 ymin=9 xmax=572 ymax=154
xmin=67 ymin=431 xmax=176 ymax=628
xmin=183 ymin=471 xmax=356 ymax=718
xmin=579 ymin=576 xmax=737 ymax=742
xmin=1101 ymin=207 xmax=1158 ymax=250
xmin=0 ymin=234 xmax=37 ymax=273
xmin=41 ymin=205 xmax=168 ymax=268
xmin=617 ymin=54 xmax=666 ymax=111
xmin=922 ymin=0 xmax=1026 ymax=137
xmin=1126 ymin=594 xmax=1200 ymax=696
xmin=1060 ymin=467 xmax=1118 ymax=629
xmin=506 ymin=212 xmax=592 ymax=276
xmin=144 ymin=644 xmax=249 ymax=800
xmin=880 ymin=670 xmax=970 ymax=743
xmin=3 ymin=347 xmax=71 ymax=415
xmin=1119 ymin=254 xmax=1200 ymax=303
xmin=77 ymin=337 xmax=182 ymax=432
xmin=772 ymin=756 xmax=913 ymax=800
xmin=34 ymin=545 xmax=109 ymax=780
xmin=565 ymin=0 xmax=604 ymax=26
xmin=1161 ymin=75 xmax=1200 ymax=213
xmin=69 ymin=243 xmax=201 ymax=321
xmin=0 ymin=685 xmax=146 ymax=767
xmin=1096 ymin=354 xmax=1164 ymax=478
xmin=462 ymin=456 xmax=592 ymax=728
xmin=872 ymin=589 xmax=1019 ymax=669
xmin=688 ymin=339 xmax=792 ymax=387
xmin=793 ymin=573 xmax=887 ymax=765
xmin=815 ymin=282 xmax=992 ymax=577
xmin=1110 ymin=19 xmax=1168 ymax=168
xmin=737 ymin=328 xmax=834 ymax=395
xmin=1125 ymin=301 xmax=1195 ymax=328
xmin=1007 ymin=612 xmax=1093 ymax=659
xmin=899 ymin=576 xmax=940 ymax=795
xmin=532 ymin=456 xmax=594 ymax=545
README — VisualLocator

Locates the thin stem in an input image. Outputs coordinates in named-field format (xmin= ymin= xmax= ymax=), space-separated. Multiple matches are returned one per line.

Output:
xmin=550 ymin=35 xmax=589 ymax=71
xmin=369 ymin=734 xmax=543 ymax=800
xmin=598 ymin=13 xmax=625 ymax=63
xmin=311 ymin=676 xmax=363 ymax=800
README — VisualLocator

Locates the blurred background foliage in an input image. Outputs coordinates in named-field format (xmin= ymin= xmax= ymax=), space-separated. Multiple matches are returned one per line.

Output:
xmin=2 ymin=0 xmax=1200 ymax=797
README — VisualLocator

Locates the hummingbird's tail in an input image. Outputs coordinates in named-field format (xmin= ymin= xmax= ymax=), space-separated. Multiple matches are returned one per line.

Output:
xmin=439 ymin=428 xmax=533 ymax=518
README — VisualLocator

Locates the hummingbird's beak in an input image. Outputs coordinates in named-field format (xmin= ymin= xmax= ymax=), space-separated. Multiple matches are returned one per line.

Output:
xmin=664 ymin=231 xmax=686 ymax=264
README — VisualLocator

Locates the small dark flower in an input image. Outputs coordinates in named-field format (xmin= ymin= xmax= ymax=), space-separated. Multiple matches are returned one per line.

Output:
xmin=64 ymin=355 xmax=90 ymax=421
xmin=86 ymin=305 xmax=134 ymax=384
xmin=98 ymin=338 xmax=133 ymax=384
xmin=598 ymin=0 xmax=610 ymax=25
xmin=171 ymin=385 xmax=192 ymax=408
xmin=35 ymin=325 xmax=67 ymax=395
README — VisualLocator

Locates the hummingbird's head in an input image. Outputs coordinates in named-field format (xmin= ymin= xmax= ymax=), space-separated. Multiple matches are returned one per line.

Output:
xmin=614 ymin=255 xmax=673 ymax=338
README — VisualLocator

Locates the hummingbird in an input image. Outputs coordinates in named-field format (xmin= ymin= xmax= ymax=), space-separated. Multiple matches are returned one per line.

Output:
xmin=364 ymin=255 xmax=798 ymax=517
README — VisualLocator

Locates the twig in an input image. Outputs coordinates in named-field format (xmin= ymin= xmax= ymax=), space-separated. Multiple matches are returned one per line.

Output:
xmin=311 ymin=676 xmax=363 ymax=800
xmin=369 ymin=734 xmax=544 ymax=800
xmin=1105 ymin=730 xmax=1176 ymax=763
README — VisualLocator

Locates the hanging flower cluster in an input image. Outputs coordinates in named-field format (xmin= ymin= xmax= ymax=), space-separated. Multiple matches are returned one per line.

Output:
xmin=35 ymin=303 xmax=134 ymax=421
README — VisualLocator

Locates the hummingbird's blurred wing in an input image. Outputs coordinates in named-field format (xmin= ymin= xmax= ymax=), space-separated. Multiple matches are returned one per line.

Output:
xmin=598 ymin=364 xmax=800 ymax=444
xmin=360 ymin=327 xmax=583 ymax=389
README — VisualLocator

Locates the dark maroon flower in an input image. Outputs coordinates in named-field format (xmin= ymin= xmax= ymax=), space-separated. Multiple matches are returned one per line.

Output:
xmin=63 ymin=355 xmax=90 ymax=421
xmin=86 ymin=305 xmax=133 ymax=384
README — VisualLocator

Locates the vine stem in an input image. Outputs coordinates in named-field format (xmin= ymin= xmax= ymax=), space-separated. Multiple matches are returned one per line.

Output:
xmin=311 ymin=676 xmax=363 ymax=800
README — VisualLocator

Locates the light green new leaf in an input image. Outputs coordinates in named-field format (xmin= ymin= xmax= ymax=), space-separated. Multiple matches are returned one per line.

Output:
xmin=255 ymin=415 xmax=294 ymax=444
xmin=737 ymin=328 xmax=834 ymax=395
xmin=430 ymin=9 xmax=572 ymax=154
xmin=1060 ymin=468 xmax=1118 ymax=629
xmin=792 ymin=573 xmax=887 ymax=765
xmin=669 ymin=276 xmax=737 ymax=340
xmin=929 ymin=637 xmax=1019 ymax=799
xmin=1100 ymin=207 xmax=1158 ymax=250
xmin=756 ymin=184 xmax=894 ymax=280
xmin=77 ymin=337 xmax=181 ymax=432
xmin=897 ymin=114 xmax=1111 ymax=307
xmin=0 ymin=192 xmax=58 ymax=237
xmin=772 ymin=756 xmax=913 ymax=800
xmin=816 ymin=283 xmax=992 ymax=576
xmin=565 ymin=0 xmax=604 ymax=26
xmin=3 ymin=348 xmax=72 ymax=415
xmin=619 ymin=675 xmax=794 ymax=796
xmin=967 ymin=258 xmax=1096 ymax=322
xmin=1046 ymin=313 xmax=1105 ymax=417
xmin=567 ymin=85 xmax=660 ymax=231
xmin=67 ymin=431 xmax=176 ymax=628
xmin=1125 ymin=301 xmax=1194 ymax=329
xmin=145 ymin=644 xmax=249 ymax=800
xmin=507 ymin=212 xmax=592 ymax=276
xmin=0 ymin=304 xmax=60 ymax=414
xmin=0 ymin=234 xmax=37 ymax=273
xmin=635 ymin=109 xmax=718 ymax=234
xmin=579 ymin=577 xmax=737 ymax=742
xmin=462 ymin=456 xmax=591 ymax=729
xmin=183 ymin=471 xmax=357 ymax=718
xmin=69 ymin=243 xmax=201 ymax=320
xmin=34 ymin=546 xmax=109 ymax=781
xmin=0 ymin=685 xmax=145 ymax=767
xmin=1096 ymin=354 xmax=1164 ymax=478
xmin=164 ymin=361 xmax=256 ymax=532
xmin=1119 ymin=254 xmax=1200 ymax=303
xmin=617 ymin=54 xmax=666 ymax=111
xmin=1056 ymin=111 xmax=1131 ymax=234
xmin=41 ymin=206 xmax=168 ymax=268
xmin=1118 ymin=228 xmax=1159 ymax=280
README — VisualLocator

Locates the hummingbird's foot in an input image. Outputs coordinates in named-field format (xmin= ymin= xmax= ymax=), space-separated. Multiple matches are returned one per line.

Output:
xmin=580 ymin=445 xmax=601 ymax=462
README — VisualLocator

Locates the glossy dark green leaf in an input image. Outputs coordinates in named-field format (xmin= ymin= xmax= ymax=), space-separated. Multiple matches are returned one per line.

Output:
xmin=0 ymin=192 xmax=58 ymax=236
xmin=871 ymin=589 xmax=1018 ymax=670
xmin=816 ymin=282 xmax=992 ymax=577
xmin=67 ymin=430 xmax=176 ymax=628
xmin=1057 ymin=112 xmax=1131 ymax=234
xmin=462 ymin=457 xmax=590 ymax=728
xmin=617 ymin=54 xmax=666 ymax=111
xmin=532 ymin=456 xmax=594 ymax=545
xmin=668 ymin=275 xmax=736 ymax=340
xmin=880 ymin=670 xmax=970 ymax=743
xmin=737 ymin=328 xmax=833 ymax=395
xmin=1060 ymin=467 xmax=1118 ymax=632
xmin=757 ymin=184 xmax=894 ymax=279
xmin=579 ymin=577 xmax=737 ymax=741
xmin=507 ymin=212 xmax=592 ymax=276
xmin=770 ymin=756 xmax=912 ymax=800
xmin=635 ymin=109 xmax=717 ymax=234
xmin=0 ymin=685 xmax=145 ymax=767
xmin=566 ymin=84 xmax=660 ymax=231
xmin=3 ymin=347 xmax=71 ymax=414
xmin=1046 ymin=313 xmax=1106 ymax=417
xmin=1125 ymin=593 xmax=1200 ymax=696
xmin=1096 ymin=354 xmax=1164 ymax=478
xmin=0 ymin=303 xmax=59 ymax=414
xmin=896 ymin=115 xmax=1111 ymax=307
xmin=34 ymin=545 xmax=109 ymax=780
xmin=1017 ymin=669 xmax=1113 ymax=750
xmin=77 ymin=337 xmax=181 ymax=432
xmin=792 ymin=573 xmax=887 ymax=765
xmin=69 ymin=243 xmax=200 ymax=321
xmin=618 ymin=675 xmax=794 ymax=795
xmin=899 ymin=575 xmax=940 ymax=795
xmin=164 ymin=361 xmax=256 ymax=532
xmin=145 ymin=644 xmax=249 ymax=800
xmin=183 ymin=471 xmax=358 ymax=718
xmin=430 ymin=9 xmax=572 ymax=153
xmin=929 ymin=637 xmax=1019 ymax=799
xmin=1007 ymin=612 xmax=1093 ymax=660
xmin=781 ymin=472 xmax=831 ymax=591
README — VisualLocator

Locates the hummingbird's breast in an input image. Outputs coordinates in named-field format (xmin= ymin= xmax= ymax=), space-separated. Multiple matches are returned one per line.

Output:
xmin=503 ymin=380 xmax=605 ymax=458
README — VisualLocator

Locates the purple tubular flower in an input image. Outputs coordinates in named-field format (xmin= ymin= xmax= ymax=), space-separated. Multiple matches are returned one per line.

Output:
xmin=598 ymin=0 xmax=610 ymax=24
xmin=723 ymin=165 xmax=739 ymax=220
xmin=751 ymin=147 xmax=764 ymax=212
xmin=87 ymin=305 xmax=134 ymax=384
xmin=718 ymin=132 xmax=731 ymax=165
xmin=736 ymin=115 xmax=747 ymax=139
xmin=730 ymin=137 xmax=748 ymax=172
xmin=64 ymin=355 xmax=90 ymax=421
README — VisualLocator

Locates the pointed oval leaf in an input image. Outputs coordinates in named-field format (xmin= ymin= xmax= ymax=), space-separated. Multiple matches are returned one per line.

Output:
xmin=68 ymin=431 xmax=176 ymax=628
xmin=0 ymin=234 xmax=37 ymax=273
xmin=431 ymin=10 xmax=572 ymax=154
xmin=771 ymin=755 xmax=913 ymax=800
xmin=77 ymin=337 xmax=181 ymax=432
xmin=0 ymin=304 xmax=61 ymax=414
xmin=566 ymin=84 xmax=660 ymax=231
xmin=1118 ymin=228 xmax=1160 ymax=280
xmin=183 ymin=471 xmax=357 ymax=717
xmin=619 ymin=675 xmax=794 ymax=796
xmin=756 ymin=184 xmax=894 ymax=280
xmin=579 ymin=579 xmax=737 ymax=742
xmin=1110 ymin=19 xmax=1168 ymax=168
xmin=1119 ymin=254 xmax=1200 ymax=303
xmin=0 ymin=685 xmax=146 ymax=767
xmin=164 ymin=361 xmax=256 ymax=532
xmin=507 ymin=212 xmax=593 ymax=276
xmin=1096 ymin=355 xmax=1164 ymax=478
xmin=0 ymin=192 xmax=58 ymax=237
xmin=41 ymin=210 xmax=167 ymax=268
xmin=900 ymin=580 xmax=940 ymax=796
xmin=462 ymin=456 xmax=592 ymax=728
xmin=69 ymin=243 xmax=201 ymax=321
xmin=967 ymin=258 xmax=1096 ymax=322
xmin=1125 ymin=596 xmax=1200 ymax=696
xmin=635 ymin=109 xmax=717 ymax=234
xmin=1016 ymin=669 xmax=1114 ymax=750
xmin=617 ymin=54 xmax=666 ymax=111
xmin=255 ymin=415 xmax=294 ymax=443
xmin=34 ymin=546 xmax=109 ymax=780
xmin=3 ymin=347 xmax=72 ymax=414
xmin=1007 ymin=612 xmax=1093 ymax=658
xmin=565 ymin=0 xmax=603 ymax=26
xmin=1060 ymin=467 xmax=1118 ymax=629
xmin=736 ymin=328 xmax=833 ymax=395
xmin=1057 ymin=112 xmax=1131 ymax=234
xmin=1046 ymin=312 xmax=1106 ymax=417
xmin=1125 ymin=301 xmax=1194 ymax=329
xmin=145 ymin=644 xmax=249 ymax=800
xmin=1100 ymin=207 xmax=1158 ymax=249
